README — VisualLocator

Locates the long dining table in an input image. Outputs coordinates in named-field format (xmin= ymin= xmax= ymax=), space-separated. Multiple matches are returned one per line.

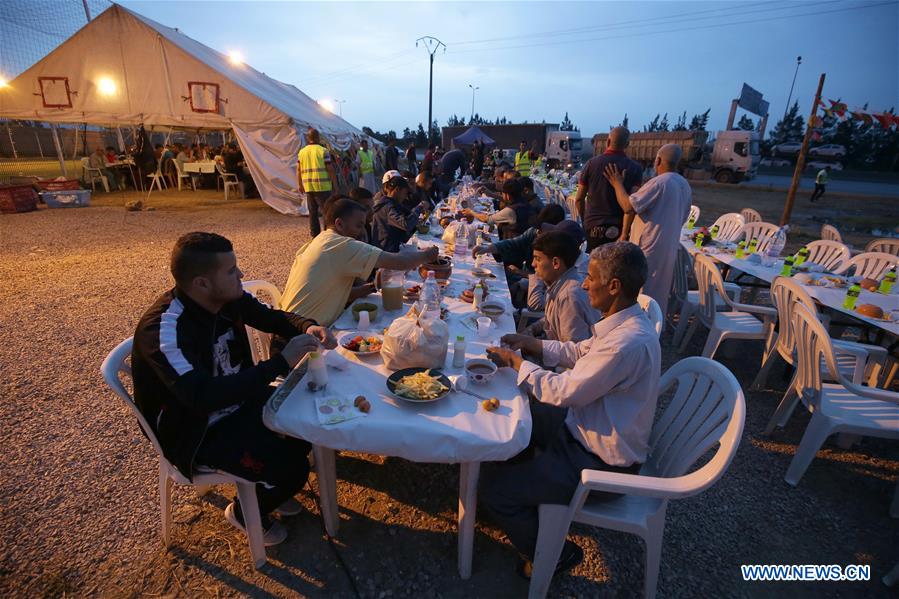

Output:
xmin=263 ymin=208 xmax=531 ymax=579
xmin=681 ymin=233 xmax=899 ymax=338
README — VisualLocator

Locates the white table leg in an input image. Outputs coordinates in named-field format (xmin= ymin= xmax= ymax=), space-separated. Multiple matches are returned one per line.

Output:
xmin=458 ymin=461 xmax=481 ymax=579
xmin=312 ymin=445 xmax=339 ymax=537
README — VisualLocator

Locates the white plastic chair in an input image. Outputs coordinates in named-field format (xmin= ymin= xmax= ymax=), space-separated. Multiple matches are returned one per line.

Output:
xmin=739 ymin=207 xmax=762 ymax=223
xmin=146 ymin=160 xmax=167 ymax=197
xmin=528 ymin=357 xmax=745 ymax=599
xmin=752 ymin=279 xmax=887 ymax=434
xmin=242 ymin=280 xmax=283 ymax=364
xmin=709 ymin=213 xmax=745 ymax=242
xmin=687 ymin=254 xmax=776 ymax=359
xmin=686 ymin=204 xmax=700 ymax=226
xmin=821 ymin=224 xmax=843 ymax=243
xmin=81 ymin=157 xmax=110 ymax=193
xmin=866 ymin=238 xmax=899 ymax=257
xmin=173 ymin=159 xmax=196 ymax=191
xmin=671 ymin=246 xmax=742 ymax=348
xmin=738 ymin=221 xmax=781 ymax=254
xmin=637 ymin=294 xmax=663 ymax=337
xmin=782 ymin=304 xmax=899 ymax=486
xmin=216 ymin=163 xmax=242 ymax=200
xmin=802 ymin=240 xmax=851 ymax=272
xmin=834 ymin=251 xmax=899 ymax=279
xmin=100 ymin=338 xmax=269 ymax=568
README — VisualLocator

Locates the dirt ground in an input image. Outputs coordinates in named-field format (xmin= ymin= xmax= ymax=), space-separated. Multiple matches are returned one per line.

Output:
xmin=0 ymin=187 xmax=896 ymax=599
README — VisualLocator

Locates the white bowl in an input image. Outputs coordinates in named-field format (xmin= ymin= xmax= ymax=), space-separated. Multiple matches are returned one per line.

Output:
xmin=464 ymin=359 xmax=497 ymax=385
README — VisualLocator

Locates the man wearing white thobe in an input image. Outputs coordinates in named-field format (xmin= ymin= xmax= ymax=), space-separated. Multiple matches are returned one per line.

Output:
xmin=604 ymin=144 xmax=691 ymax=316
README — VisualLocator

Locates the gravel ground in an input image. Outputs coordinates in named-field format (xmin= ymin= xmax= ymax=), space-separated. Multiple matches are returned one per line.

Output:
xmin=1 ymin=189 xmax=896 ymax=598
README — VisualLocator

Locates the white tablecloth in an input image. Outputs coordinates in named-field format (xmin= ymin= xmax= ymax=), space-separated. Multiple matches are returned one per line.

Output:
xmin=264 ymin=235 xmax=531 ymax=462
xmin=183 ymin=161 xmax=217 ymax=174
xmin=683 ymin=235 xmax=899 ymax=337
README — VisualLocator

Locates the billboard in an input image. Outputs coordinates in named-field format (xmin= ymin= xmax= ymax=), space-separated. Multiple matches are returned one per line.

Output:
xmin=738 ymin=83 xmax=770 ymax=117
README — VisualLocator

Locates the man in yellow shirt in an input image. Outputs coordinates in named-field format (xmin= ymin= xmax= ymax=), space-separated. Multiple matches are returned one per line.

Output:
xmin=297 ymin=128 xmax=338 ymax=238
xmin=357 ymin=139 xmax=377 ymax=193
xmin=280 ymin=199 xmax=439 ymax=326
xmin=515 ymin=140 xmax=532 ymax=177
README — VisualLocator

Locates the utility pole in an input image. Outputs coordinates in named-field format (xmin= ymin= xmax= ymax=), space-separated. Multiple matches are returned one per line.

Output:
xmin=416 ymin=36 xmax=445 ymax=145
xmin=335 ymin=99 xmax=346 ymax=117
xmin=468 ymin=84 xmax=479 ymax=123
xmin=781 ymin=72 xmax=825 ymax=226
xmin=81 ymin=0 xmax=91 ymax=22
xmin=783 ymin=56 xmax=802 ymax=121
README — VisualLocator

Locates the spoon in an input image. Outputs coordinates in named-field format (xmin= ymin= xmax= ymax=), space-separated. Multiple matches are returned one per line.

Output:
xmin=449 ymin=375 xmax=490 ymax=400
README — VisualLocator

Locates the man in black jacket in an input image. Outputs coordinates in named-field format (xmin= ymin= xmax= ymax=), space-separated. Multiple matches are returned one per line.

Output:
xmin=132 ymin=232 xmax=335 ymax=545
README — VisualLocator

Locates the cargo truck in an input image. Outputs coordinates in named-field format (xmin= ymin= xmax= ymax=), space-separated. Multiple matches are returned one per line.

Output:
xmin=591 ymin=129 xmax=760 ymax=183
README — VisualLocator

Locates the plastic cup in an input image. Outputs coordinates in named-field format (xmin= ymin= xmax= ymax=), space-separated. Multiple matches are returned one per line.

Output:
xmin=477 ymin=317 xmax=492 ymax=337
xmin=357 ymin=309 xmax=370 ymax=330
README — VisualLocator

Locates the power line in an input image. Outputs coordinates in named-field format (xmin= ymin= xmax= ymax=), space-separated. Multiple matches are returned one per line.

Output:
xmin=449 ymin=1 xmax=895 ymax=55
xmin=296 ymin=49 xmax=412 ymax=87
xmin=448 ymin=0 xmax=786 ymax=46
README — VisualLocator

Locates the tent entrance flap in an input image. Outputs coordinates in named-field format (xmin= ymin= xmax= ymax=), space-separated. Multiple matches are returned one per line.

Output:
xmin=231 ymin=123 xmax=308 ymax=216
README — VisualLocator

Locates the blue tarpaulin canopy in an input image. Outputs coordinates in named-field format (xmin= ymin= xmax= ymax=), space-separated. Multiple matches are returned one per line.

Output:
xmin=452 ymin=126 xmax=495 ymax=146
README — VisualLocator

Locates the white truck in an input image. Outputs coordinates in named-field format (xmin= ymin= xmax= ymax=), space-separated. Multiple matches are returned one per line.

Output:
xmin=591 ymin=129 xmax=760 ymax=183
xmin=441 ymin=123 xmax=585 ymax=170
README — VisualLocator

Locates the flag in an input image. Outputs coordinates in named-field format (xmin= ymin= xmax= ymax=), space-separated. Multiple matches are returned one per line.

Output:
xmin=823 ymin=108 xmax=835 ymax=119
xmin=851 ymin=111 xmax=873 ymax=126
xmin=811 ymin=116 xmax=824 ymax=128
xmin=873 ymin=113 xmax=895 ymax=129
xmin=828 ymin=100 xmax=847 ymax=117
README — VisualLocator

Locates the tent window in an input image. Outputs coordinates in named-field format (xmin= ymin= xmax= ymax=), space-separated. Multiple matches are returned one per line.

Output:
xmin=188 ymin=82 xmax=220 ymax=113
xmin=38 ymin=77 xmax=73 ymax=108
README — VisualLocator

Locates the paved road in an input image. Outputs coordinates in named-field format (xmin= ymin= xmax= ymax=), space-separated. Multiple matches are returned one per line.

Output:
xmin=746 ymin=174 xmax=899 ymax=198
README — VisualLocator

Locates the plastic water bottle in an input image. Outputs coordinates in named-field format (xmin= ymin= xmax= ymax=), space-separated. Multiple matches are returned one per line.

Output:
xmin=421 ymin=271 xmax=441 ymax=320
xmin=454 ymin=221 xmax=469 ymax=264
xmin=452 ymin=335 xmax=466 ymax=368
xmin=766 ymin=226 xmax=788 ymax=258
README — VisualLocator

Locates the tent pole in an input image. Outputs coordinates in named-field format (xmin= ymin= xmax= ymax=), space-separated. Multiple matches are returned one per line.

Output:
xmin=51 ymin=124 xmax=68 ymax=178
xmin=116 ymin=127 xmax=126 ymax=152
xmin=5 ymin=123 xmax=18 ymax=159
xmin=35 ymin=131 xmax=44 ymax=158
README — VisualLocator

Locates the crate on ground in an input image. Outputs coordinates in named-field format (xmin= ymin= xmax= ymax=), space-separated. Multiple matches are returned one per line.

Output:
xmin=40 ymin=189 xmax=91 ymax=208
xmin=0 ymin=185 xmax=39 ymax=214
xmin=36 ymin=179 xmax=82 ymax=191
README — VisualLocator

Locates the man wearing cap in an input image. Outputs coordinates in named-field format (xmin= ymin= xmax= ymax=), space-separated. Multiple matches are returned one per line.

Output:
xmin=297 ymin=128 xmax=338 ymax=238
xmin=357 ymin=139 xmax=377 ymax=193
xmin=370 ymin=174 xmax=425 ymax=252
xmin=524 ymin=229 xmax=599 ymax=343
xmin=575 ymin=126 xmax=642 ymax=251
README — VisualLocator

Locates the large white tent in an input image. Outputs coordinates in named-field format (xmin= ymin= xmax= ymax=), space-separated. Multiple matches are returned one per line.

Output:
xmin=0 ymin=3 xmax=365 ymax=214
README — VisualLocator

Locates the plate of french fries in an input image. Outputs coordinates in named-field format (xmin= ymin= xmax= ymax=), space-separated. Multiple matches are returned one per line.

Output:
xmin=386 ymin=367 xmax=452 ymax=403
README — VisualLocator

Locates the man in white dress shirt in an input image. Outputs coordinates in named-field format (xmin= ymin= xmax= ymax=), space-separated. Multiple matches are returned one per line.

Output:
xmin=603 ymin=143 xmax=692 ymax=316
xmin=484 ymin=242 xmax=661 ymax=578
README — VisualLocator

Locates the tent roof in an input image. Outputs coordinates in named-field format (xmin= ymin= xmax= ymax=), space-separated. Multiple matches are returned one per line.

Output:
xmin=452 ymin=126 xmax=495 ymax=146
xmin=0 ymin=4 xmax=361 ymax=139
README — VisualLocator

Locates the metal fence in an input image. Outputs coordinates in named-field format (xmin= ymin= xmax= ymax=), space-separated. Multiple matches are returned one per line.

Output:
xmin=0 ymin=0 xmax=114 ymax=182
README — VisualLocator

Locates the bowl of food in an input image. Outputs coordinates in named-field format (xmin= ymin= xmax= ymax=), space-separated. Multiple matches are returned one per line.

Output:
xmin=471 ymin=267 xmax=494 ymax=279
xmin=856 ymin=303 xmax=884 ymax=320
xmin=859 ymin=278 xmax=880 ymax=292
xmin=351 ymin=302 xmax=378 ymax=323
xmin=387 ymin=368 xmax=451 ymax=403
xmin=464 ymin=359 xmax=497 ymax=385
xmin=419 ymin=256 xmax=453 ymax=281
xmin=340 ymin=332 xmax=384 ymax=356
xmin=479 ymin=300 xmax=505 ymax=320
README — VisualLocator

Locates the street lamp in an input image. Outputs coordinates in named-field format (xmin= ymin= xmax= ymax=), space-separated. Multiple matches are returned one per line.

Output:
xmin=783 ymin=55 xmax=802 ymax=121
xmin=468 ymin=84 xmax=479 ymax=123
xmin=334 ymin=99 xmax=346 ymax=117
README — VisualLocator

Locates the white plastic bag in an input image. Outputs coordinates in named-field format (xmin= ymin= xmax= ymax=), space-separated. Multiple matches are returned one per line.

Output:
xmin=381 ymin=311 xmax=449 ymax=370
